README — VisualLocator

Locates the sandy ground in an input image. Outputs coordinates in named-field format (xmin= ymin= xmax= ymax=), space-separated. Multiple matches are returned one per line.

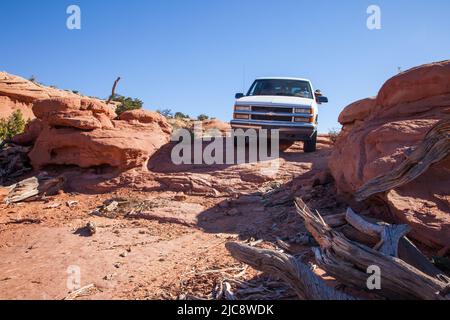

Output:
xmin=0 ymin=141 xmax=344 ymax=300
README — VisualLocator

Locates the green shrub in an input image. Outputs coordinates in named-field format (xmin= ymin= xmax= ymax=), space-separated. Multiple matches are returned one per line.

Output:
xmin=174 ymin=112 xmax=190 ymax=119
xmin=0 ymin=110 xmax=26 ymax=142
xmin=112 ymin=94 xmax=144 ymax=116
xmin=197 ymin=114 xmax=209 ymax=121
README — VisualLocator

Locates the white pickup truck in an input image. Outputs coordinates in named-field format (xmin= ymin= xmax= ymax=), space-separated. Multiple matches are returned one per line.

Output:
xmin=231 ymin=77 xmax=328 ymax=152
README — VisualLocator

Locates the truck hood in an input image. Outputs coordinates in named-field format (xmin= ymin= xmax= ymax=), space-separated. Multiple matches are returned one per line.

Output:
xmin=236 ymin=95 xmax=314 ymax=107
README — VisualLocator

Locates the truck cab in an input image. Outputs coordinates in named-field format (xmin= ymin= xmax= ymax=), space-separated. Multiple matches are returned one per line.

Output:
xmin=231 ymin=77 xmax=328 ymax=152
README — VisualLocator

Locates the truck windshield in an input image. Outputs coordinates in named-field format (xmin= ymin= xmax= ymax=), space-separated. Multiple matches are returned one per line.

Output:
xmin=247 ymin=79 xmax=313 ymax=99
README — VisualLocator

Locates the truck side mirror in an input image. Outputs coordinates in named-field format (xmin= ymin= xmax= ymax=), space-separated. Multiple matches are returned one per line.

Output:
xmin=317 ymin=96 xmax=328 ymax=104
xmin=235 ymin=93 xmax=244 ymax=99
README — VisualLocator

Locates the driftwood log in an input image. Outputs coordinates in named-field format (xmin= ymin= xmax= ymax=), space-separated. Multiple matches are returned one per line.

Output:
xmin=297 ymin=199 xmax=449 ymax=300
xmin=226 ymin=199 xmax=450 ymax=300
xmin=225 ymin=242 xmax=357 ymax=300
xmin=356 ymin=117 xmax=450 ymax=201
xmin=344 ymin=208 xmax=443 ymax=278
xmin=5 ymin=174 xmax=66 ymax=204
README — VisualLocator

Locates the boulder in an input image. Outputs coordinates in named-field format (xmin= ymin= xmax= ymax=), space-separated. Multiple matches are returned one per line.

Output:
xmin=119 ymin=109 xmax=172 ymax=134
xmin=338 ymin=97 xmax=377 ymax=125
xmin=33 ymin=97 xmax=115 ymax=130
xmin=27 ymin=98 xmax=172 ymax=170
xmin=329 ymin=60 xmax=450 ymax=249
xmin=377 ymin=60 xmax=450 ymax=108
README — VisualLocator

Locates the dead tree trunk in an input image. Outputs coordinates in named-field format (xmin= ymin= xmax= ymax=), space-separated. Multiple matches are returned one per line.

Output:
xmin=295 ymin=199 xmax=449 ymax=300
xmin=106 ymin=77 xmax=121 ymax=105
xmin=226 ymin=199 xmax=450 ymax=300
xmin=225 ymin=242 xmax=357 ymax=300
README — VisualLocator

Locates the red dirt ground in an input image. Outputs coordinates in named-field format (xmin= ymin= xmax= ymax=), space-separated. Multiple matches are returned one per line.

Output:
xmin=0 ymin=140 xmax=345 ymax=300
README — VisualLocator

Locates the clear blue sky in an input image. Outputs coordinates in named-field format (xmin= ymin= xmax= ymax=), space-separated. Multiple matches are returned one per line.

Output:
xmin=1 ymin=0 xmax=449 ymax=132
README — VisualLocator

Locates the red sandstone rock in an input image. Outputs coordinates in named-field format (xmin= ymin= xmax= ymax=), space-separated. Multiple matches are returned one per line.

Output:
xmin=329 ymin=60 xmax=450 ymax=249
xmin=0 ymin=72 xmax=88 ymax=121
xmin=12 ymin=119 xmax=43 ymax=145
xmin=0 ymin=96 xmax=35 ymax=121
xmin=28 ymin=99 xmax=171 ymax=170
xmin=338 ymin=97 xmax=377 ymax=125
xmin=119 ymin=109 xmax=172 ymax=135
xmin=33 ymin=97 xmax=116 ymax=131
xmin=377 ymin=60 xmax=450 ymax=108
xmin=202 ymin=119 xmax=231 ymax=136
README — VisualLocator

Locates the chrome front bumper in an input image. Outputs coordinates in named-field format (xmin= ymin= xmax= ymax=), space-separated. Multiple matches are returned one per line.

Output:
xmin=230 ymin=120 xmax=316 ymax=141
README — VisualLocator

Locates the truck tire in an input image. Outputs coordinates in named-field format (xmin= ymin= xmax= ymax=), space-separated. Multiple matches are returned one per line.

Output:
xmin=304 ymin=132 xmax=317 ymax=153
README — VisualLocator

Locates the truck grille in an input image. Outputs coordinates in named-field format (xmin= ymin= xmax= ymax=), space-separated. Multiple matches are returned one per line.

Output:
xmin=252 ymin=115 xmax=293 ymax=122
xmin=250 ymin=105 xmax=294 ymax=122
xmin=251 ymin=106 xmax=293 ymax=114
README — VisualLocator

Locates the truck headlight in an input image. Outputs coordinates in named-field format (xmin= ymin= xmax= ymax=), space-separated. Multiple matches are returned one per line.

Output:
xmin=234 ymin=114 xmax=250 ymax=120
xmin=294 ymin=108 xmax=312 ymax=114
xmin=235 ymin=105 xmax=251 ymax=111
xmin=294 ymin=117 xmax=312 ymax=123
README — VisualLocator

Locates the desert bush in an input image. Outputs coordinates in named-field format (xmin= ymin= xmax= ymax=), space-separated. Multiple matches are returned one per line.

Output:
xmin=174 ymin=112 xmax=190 ymax=119
xmin=197 ymin=114 xmax=209 ymax=121
xmin=328 ymin=127 xmax=341 ymax=144
xmin=112 ymin=94 xmax=144 ymax=116
xmin=0 ymin=110 xmax=26 ymax=142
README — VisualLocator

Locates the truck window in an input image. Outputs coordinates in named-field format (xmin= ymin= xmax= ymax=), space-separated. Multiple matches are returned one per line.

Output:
xmin=247 ymin=79 xmax=313 ymax=99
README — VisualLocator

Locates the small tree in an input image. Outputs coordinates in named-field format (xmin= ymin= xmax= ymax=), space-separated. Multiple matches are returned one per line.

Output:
xmin=112 ymin=94 xmax=144 ymax=116
xmin=0 ymin=110 xmax=26 ymax=141
xmin=197 ymin=114 xmax=209 ymax=121
xmin=157 ymin=109 xmax=174 ymax=119
xmin=174 ymin=112 xmax=190 ymax=119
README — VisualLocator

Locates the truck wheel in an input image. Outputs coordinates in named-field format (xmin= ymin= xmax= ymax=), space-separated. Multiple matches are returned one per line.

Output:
xmin=304 ymin=132 xmax=317 ymax=153
xmin=279 ymin=140 xmax=294 ymax=152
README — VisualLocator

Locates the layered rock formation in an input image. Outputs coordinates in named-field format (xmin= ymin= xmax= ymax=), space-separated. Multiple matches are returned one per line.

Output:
xmin=0 ymin=72 xmax=82 ymax=121
xmin=0 ymin=72 xmax=172 ymax=171
xmin=329 ymin=60 xmax=450 ymax=249
xmin=24 ymin=98 xmax=171 ymax=170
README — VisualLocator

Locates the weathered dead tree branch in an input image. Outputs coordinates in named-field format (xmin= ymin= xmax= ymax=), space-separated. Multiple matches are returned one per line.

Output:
xmin=356 ymin=118 xmax=450 ymax=201
xmin=346 ymin=208 xmax=410 ymax=257
xmin=295 ymin=199 xmax=449 ymax=300
xmin=106 ymin=77 xmax=121 ymax=105
xmin=225 ymin=242 xmax=357 ymax=300
xmin=345 ymin=208 xmax=444 ymax=277
xmin=226 ymin=199 xmax=449 ymax=300
xmin=5 ymin=174 xmax=66 ymax=204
